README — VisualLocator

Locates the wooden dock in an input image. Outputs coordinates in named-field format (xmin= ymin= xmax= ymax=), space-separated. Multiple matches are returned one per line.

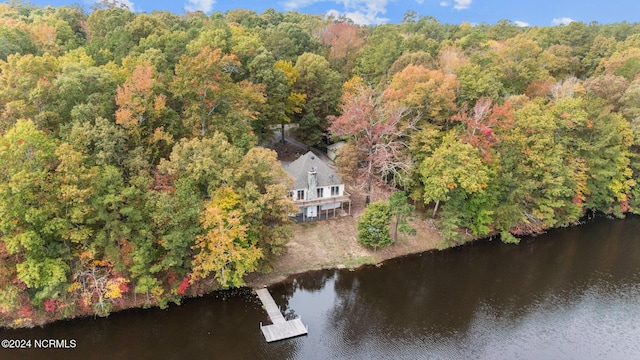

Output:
xmin=255 ymin=288 xmax=308 ymax=342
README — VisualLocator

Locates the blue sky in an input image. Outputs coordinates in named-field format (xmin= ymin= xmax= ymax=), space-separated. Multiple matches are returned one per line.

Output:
xmin=24 ymin=0 xmax=640 ymax=26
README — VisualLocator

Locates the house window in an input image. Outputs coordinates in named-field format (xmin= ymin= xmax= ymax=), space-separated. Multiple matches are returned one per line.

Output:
xmin=287 ymin=191 xmax=293 ymax=198
xmin=297 ymin=190 xmax=305 ymax=200
xmin=331 ymin=186 xmax=340 ymax=196
xmin=317 ymin=188 xmax=324 ymax=198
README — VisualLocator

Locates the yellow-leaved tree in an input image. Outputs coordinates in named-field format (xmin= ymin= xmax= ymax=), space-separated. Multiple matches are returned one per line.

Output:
xmin=191 ymin=187 xmax=262 ymax=288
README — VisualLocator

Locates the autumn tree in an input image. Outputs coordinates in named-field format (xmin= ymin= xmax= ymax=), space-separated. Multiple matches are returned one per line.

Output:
xmin=583 ymin=74 xmax=629 ymax=110
xmin=452 ymin=97 xmax=514 ymax=161
xmin=319 ymin=22 xmax=365 ymax=77
xmin=191 ymin=187 xmax=262 ymax=288
xmin=274 ymin=59 xmax=306 ymax=141
xmin=329 ymin=84 xmax=416 ymax=202
xmin=171 ymin=46 xmax=264 ymax=147
xmin=438 ymin=46 xmax=468 ymax=75
xmin=383 ymin=65 xmax=459 ymax=126
xmin=0 ymin=53 xmax=59 ymax=132
xmin=115 ymin=62 xmax=175 ymax=163
xmin=495 ymin=36 xmax=549 ymax=94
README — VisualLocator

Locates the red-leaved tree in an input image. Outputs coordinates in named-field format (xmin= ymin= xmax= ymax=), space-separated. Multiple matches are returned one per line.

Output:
xmin=328 ymin=84 xmax=417 ymax=203
xmin=452 ymin=97 xmax=514 ymax=161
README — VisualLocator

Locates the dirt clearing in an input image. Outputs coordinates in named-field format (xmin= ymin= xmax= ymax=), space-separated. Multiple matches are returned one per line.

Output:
xmin=245 ymin=210 xmax=443 ymax=288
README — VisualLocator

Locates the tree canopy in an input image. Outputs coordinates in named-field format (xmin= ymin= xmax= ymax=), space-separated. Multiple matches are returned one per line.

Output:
xmin=2 ymin=2 xmax=640 ymax=325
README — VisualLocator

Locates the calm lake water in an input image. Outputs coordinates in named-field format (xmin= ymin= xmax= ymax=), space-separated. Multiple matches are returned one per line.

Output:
xmin=2 ymin=216 xmax=640 ymax=359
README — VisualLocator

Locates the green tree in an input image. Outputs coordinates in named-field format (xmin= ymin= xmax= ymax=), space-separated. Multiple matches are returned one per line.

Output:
xmin=419 ymin=132 xmax=495 ymax=243
xmin=84 ymin=7 xmax=135 ymax=64
xmin=357 ymin=201 xmax=393 ymax=250
xmin=248 ymin=51 xmax=305 ymax=143
xmin=491 ymin=100 xmax=581 ymax=238
xmin=620 ymin=81 xmax=640 ymax=145
xmin=355 ymin=25 xmax=402 ymax=84
xmin=0 ymin=52 xmax=59 ymax=133
xmin=158 ymin=133 xmax=241 ymax=198
xmin=0 ymin=25 xmax=37 ymax=60
xmin=148 ymin=178 xmax=201 ymax=276
xmin=496 ymin=36 xmax=549 ymax=94
xmin=0 ymin=120 xmax=91 ymax=303
xmin=388 ymin=191 xmax=416 ymax=241
xmin=293 ymin=52 xmax=341 ymax=145
xmin=232 ymin=147 xmax=295 ymax=260
xmin=455 ymin=62 xmax=504 ymax=105
xmin=54 ymin=50 xmax=118 ymax=126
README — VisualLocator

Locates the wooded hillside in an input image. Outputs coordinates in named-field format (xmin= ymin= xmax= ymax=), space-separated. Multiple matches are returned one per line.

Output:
xmin=1 ymin=1 xmax=640 ymax=326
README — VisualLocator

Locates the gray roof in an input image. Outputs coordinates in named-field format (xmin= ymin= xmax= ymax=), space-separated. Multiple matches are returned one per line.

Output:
xmin=284 ymin=151 xmax=342 ymax=189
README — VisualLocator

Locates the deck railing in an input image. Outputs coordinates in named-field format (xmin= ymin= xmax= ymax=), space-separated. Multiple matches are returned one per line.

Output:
xmin=290 ymin=192 xmax=351 ymax=207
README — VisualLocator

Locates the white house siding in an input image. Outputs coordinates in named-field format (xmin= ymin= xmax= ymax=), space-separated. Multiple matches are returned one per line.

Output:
xmin=291 ymin=185 xmax=343 ymax=201
xmin=290 ymin=184 xmax=346 ymax=216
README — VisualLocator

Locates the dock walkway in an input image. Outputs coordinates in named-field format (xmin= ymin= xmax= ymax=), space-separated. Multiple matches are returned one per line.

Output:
xmin=255 ymin=288 xmax=308 ymax=342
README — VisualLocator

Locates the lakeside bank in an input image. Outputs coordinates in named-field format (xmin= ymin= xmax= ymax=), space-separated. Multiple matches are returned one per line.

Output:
xmin=244 ymin=214 xmax=443 ymax=288
xmin=0 ymin=213 xmax=441 ymax=329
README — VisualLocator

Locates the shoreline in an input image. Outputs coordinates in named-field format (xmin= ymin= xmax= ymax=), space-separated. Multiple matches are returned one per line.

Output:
xmin=244 ymin=214 xmax=443 ymax=288
xmin=2 ymin=213 xmax=619 ymax=329
xmin=1 ymin=214 xmax=443 ymax=329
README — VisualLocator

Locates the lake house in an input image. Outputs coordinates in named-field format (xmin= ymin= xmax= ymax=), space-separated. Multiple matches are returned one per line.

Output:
xmin=284 ymin=151 xmax=351 ymax=220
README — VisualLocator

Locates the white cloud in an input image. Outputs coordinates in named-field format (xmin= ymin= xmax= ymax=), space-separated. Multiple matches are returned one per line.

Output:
xmin=514 ymin=20 xmax=530 ymax=27
xmin=326 ymin=9 xmax=341 ymax=18
xmin=347 ymin=10 xmax=389 ymax=25
xmin=453 ymin=0 xmax=472 ymax=9
xmin=325 ymin=8 xmax=389 ymax=25
xmin=289 ymin=1 xmax=391 ymax=25
xmin=88 ymin=0 xmax=135 ymax=11
xmin=185 ymin=0 xmax=215 ymax=13
xmin=552 ymin=17 xmax=575 ymax=26
xmin=119 ymin=0 xmax=134 ymax=11
xmin=415 ymin=0 xmax=424 ymax=4
xmin=439 ymin=0 xmax=472 ymax=10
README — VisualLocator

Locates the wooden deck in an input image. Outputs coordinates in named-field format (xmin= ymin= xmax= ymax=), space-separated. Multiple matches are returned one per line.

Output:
xmin=256 ymin=288 xmax=308 ymax=342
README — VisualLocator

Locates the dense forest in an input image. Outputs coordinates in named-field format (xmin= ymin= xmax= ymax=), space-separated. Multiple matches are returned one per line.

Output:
xmin=1 ymin=0 xmax=640 ymax=326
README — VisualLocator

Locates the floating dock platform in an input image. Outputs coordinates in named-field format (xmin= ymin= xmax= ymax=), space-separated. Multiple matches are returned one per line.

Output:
xmin=255 ymin=288 xmax=308 ymax=342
